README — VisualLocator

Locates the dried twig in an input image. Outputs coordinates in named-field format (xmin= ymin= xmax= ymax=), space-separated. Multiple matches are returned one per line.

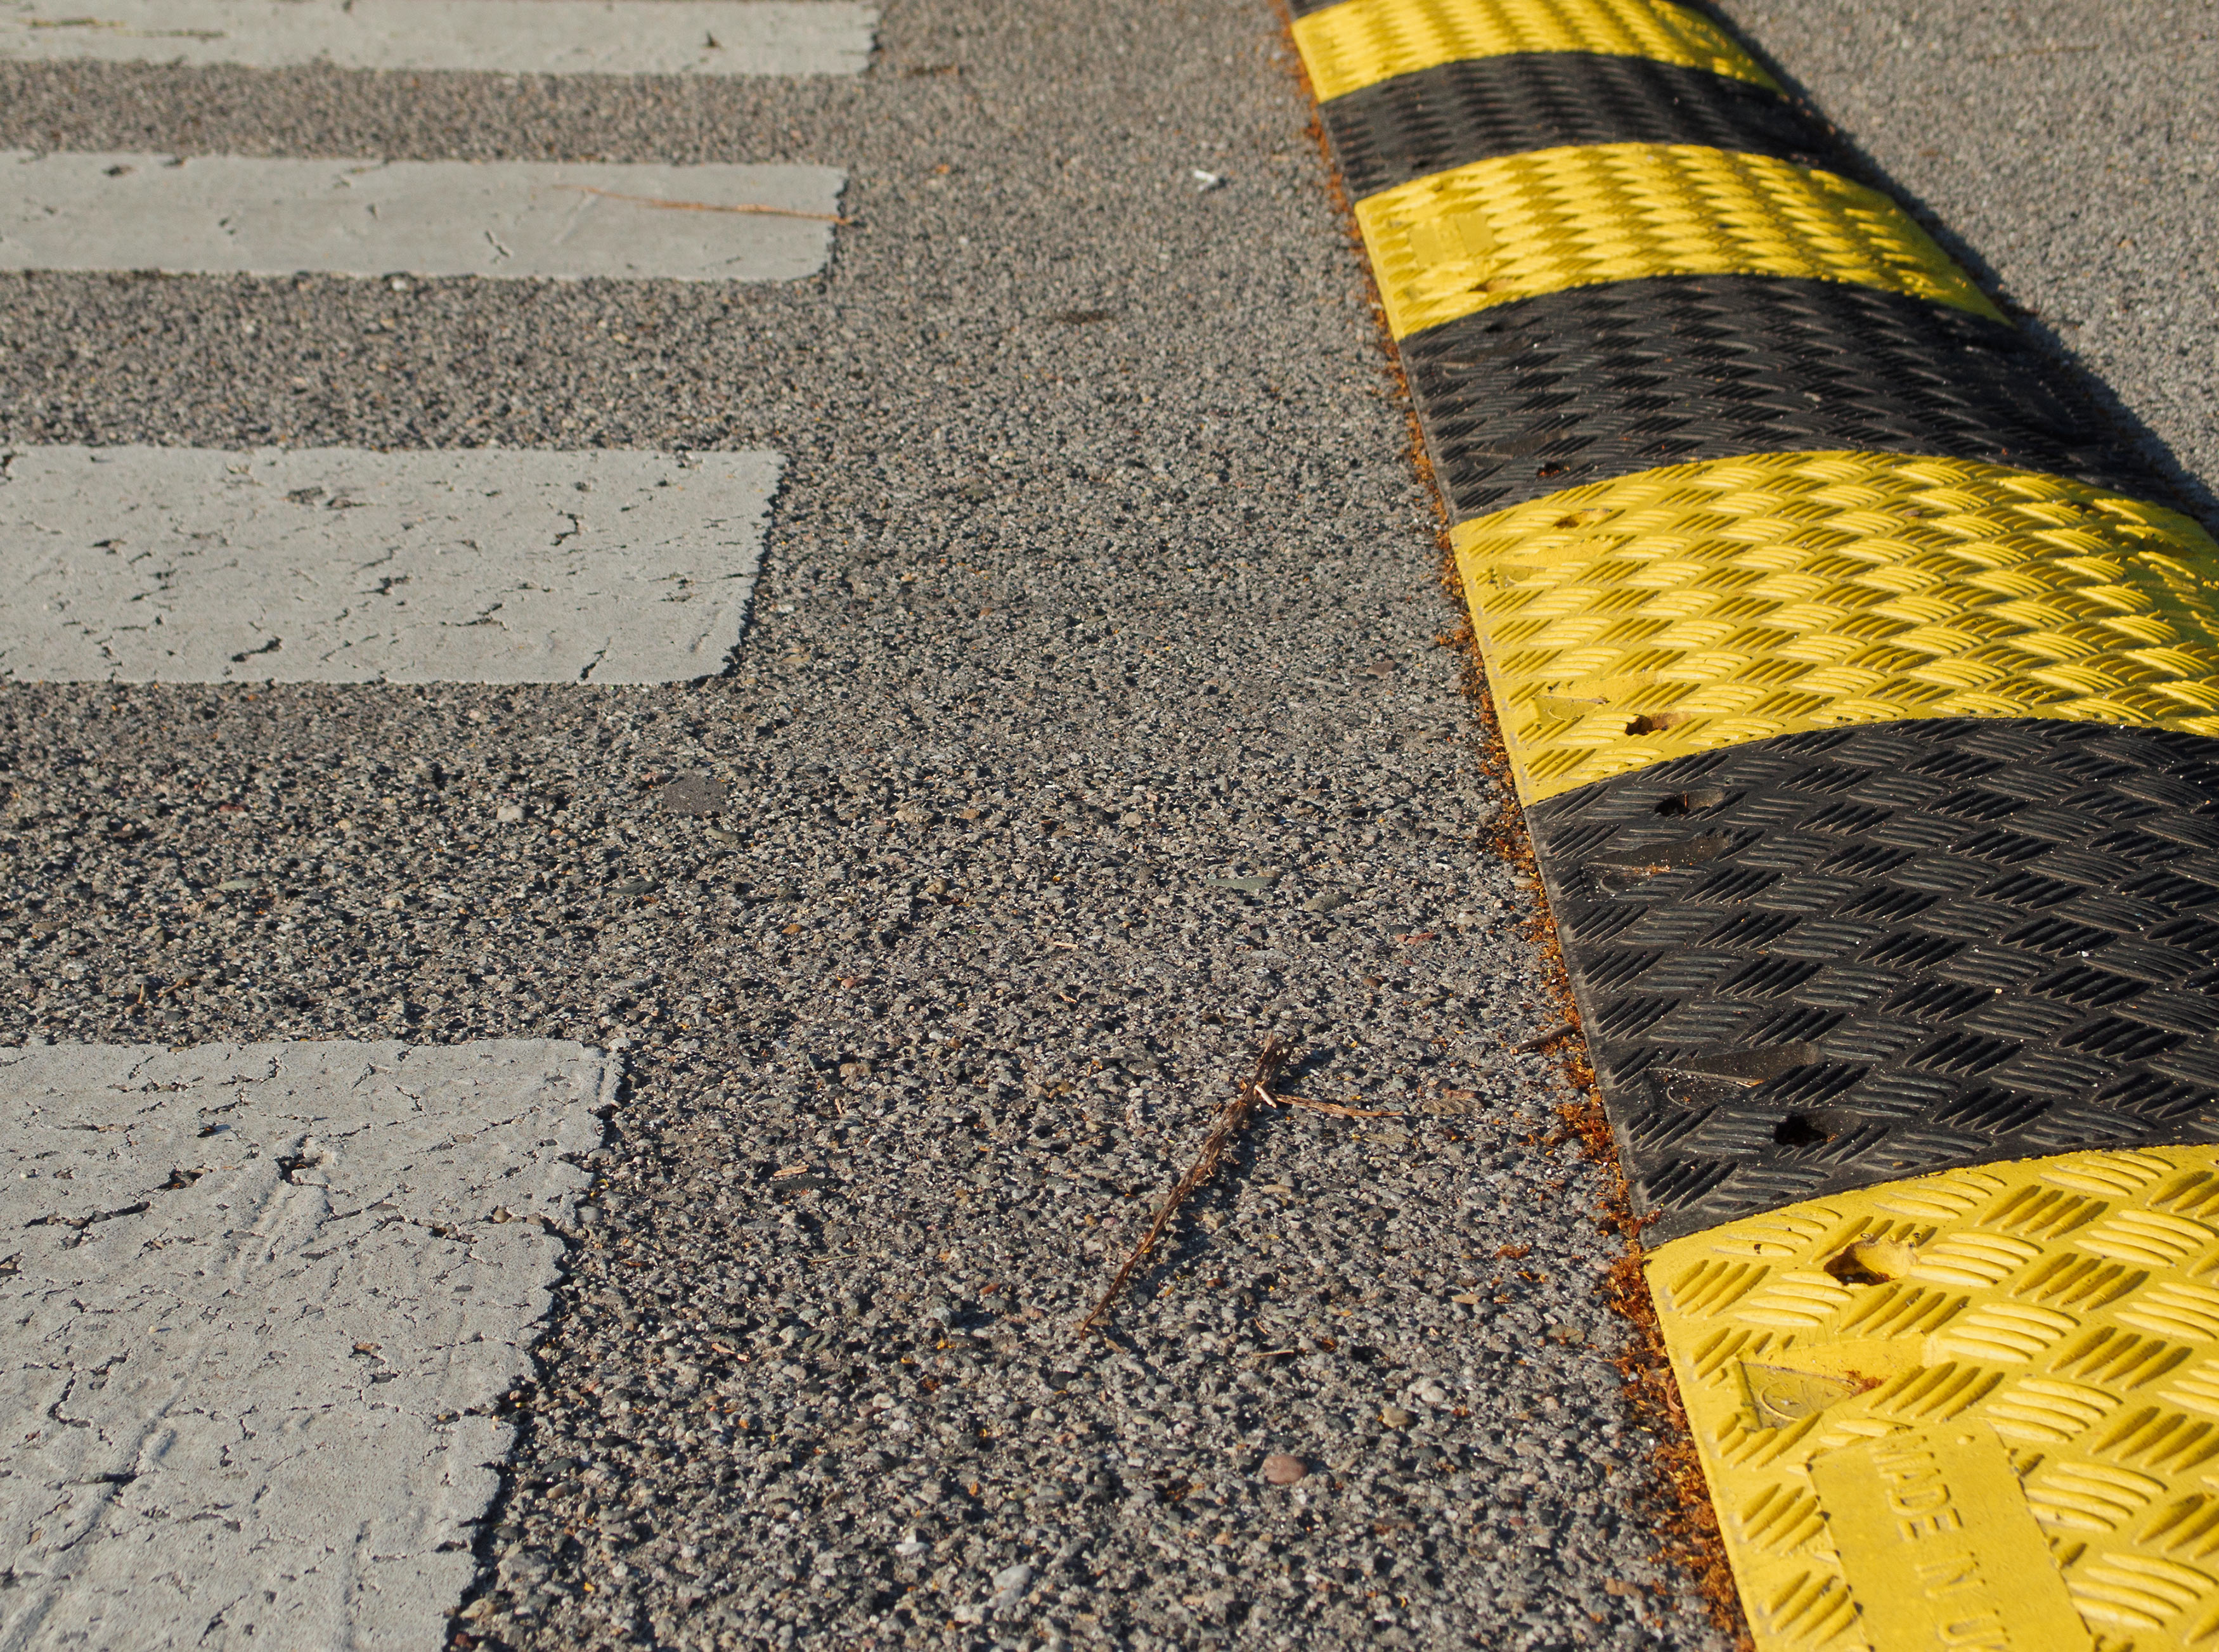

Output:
xmin=1076 ymin=1040 xmax=1401 ymax=1338
xmin=1077 ymin=1039 xmax=1287 ymax=1337
xmin=553 ymin=183 xmax=848 ymax=223
xmin=1508 ymin=1021 xmax=1575 ymax=1055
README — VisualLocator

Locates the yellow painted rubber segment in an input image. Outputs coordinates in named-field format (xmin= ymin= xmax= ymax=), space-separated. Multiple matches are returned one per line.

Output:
xmin=1648 ymin=1145 xmax=2219 ymax=1652
xmin=1291 ymin=0 xmax=1776 ymax=104
xmin=1357 ymin=144 xmax=1999 ymax=339
xmin=1451 ymin=452 xmax=2219 ymax=806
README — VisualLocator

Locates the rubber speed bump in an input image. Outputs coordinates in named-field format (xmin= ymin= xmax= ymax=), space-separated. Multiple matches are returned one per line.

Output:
xmin=1290 ymin=0 xmax=1776 ymax=102
xmin=1453 ymin=453 xmax=2219 ymax=806
xmin=1525 ymin=718 xmax=2219 ymax=1243
xmin=1651 ymin=1146 xmax=2219 ymax=1652
xmin=1320 ymin=53 xmax=1837 ymax=200
xmin=1402 ymin=277 xmax=2158 ymax=520
xmin=1355 ymin=143 xmax=2000 ymax=339
xmin=1284 ymin=0 xmax=2219 ymax=1642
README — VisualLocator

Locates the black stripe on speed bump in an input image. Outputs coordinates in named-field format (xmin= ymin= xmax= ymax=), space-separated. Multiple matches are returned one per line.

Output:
xmin=1526 ymin=720 xmax=2219 ymax=1244
xmin=1319 ymin=53 xmax=1836 ymax=200
xmin=1404 ymin=276 xmax=2163 ymax=519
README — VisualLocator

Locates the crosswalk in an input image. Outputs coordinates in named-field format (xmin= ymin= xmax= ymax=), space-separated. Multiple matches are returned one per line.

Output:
xmin=0 ymin=10 xmax=870 ymax=1643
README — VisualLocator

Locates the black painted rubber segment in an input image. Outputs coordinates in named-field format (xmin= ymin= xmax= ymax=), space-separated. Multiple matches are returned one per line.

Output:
xmin=1527 ymin=721 xmax=2219 ymax=1244
xmin=1320 ymin=53 xmax=1836 ymax=200
xmin=1404 ymin=276 xmax=2163 ymax=519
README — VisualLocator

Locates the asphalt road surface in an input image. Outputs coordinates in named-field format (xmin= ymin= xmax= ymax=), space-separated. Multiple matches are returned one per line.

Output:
xmin=0 ymin=0 xmax=2209 ymax=1648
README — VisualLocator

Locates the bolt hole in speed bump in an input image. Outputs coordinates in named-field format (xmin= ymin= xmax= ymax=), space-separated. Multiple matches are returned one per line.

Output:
xmin=1285 ymin=0 xmax=2219 ymax=1645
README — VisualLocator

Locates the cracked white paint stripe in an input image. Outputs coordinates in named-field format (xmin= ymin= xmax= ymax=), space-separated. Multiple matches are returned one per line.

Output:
xmin=0 ymin=0 xmax=877 ymax=75
xmin=0 ymin=1040 xmax=613 ymax=1651
xmin=0 ymin=152 xmax=845 ymax=280
xmin=0 ymin=445 xmax=780 ymax=683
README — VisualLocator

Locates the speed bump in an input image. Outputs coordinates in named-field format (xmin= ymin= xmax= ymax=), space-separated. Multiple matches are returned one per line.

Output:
xmin=1319 ymin=53 xmax=1834 ymax=199
xmin=1355 ymin=143 xmax=2000 ymax=339
xmin=1288 ymin=0 xmax=2219 ymax=1645
xmin=1652 ymin=1147 xmax=2219 ymax=1652
xmin=1455 ymin=453 xmax=2219 ymax=806
xmin=1290 ymin=0 xmax=1776 ymax=102
xmin=1525 ymin=718 xmax=2219 ymax=1243
xmin=1402 ymin=276 xmax=2156 ymax=519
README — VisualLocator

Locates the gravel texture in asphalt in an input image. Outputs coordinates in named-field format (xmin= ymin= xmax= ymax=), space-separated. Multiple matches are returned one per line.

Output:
xmin=0 ymin=0 xmax=1701 ymax=1646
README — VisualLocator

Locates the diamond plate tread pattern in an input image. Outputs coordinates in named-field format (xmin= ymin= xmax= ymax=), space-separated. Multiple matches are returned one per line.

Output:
xmin=1649 ymin=1145 xmax=2219 ymax=1652
xmin=1320 ymin=52 xmax=1837 ymax=202
xmin=1404 ymin=276 xmax=2163 ymax=521
xmin=1451 ymin=451 xmax=2219 ymax=808
xmin=1527 ymin=720 xmax=2219 ymax=1242
xmin=1291 ymin=0 xmax=1774 ymax=103
xmin=1356 ymin=143 xmax=1999 ymax=340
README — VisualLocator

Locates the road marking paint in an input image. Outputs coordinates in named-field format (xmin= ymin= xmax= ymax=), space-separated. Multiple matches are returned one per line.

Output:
xmin=1291 ymin=0 xmax=1773 ymax=105
xmin=0 ymin=1040 xmax=611 ymax=1650
xmin=1641 ymin=1147 xmax=2219 ymax=1652
xmin=1448 ymin=451 xmax=2219 ymax=804
xmin=0 ymin=151 xmax=845 ymax=280
xmin=0 ymin=0 xmax=877 ymax=75
xmin=0 ymin=446 xmax=780 ymax=684
xmin=1356 ymin=143 xmax=1996 ymax=339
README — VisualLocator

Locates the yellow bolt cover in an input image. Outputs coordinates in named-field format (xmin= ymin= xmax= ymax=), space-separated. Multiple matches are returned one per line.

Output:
xmin=1355 ymin=144 xmax=1999 ymax=339
xmin=1291 ymin=0 xmax=1776 ymax=105
xmin=1649 ymin=1145 xmax=2219 ymax=1652
xmin=1449 ymin=452 xmax=2219 ymax=806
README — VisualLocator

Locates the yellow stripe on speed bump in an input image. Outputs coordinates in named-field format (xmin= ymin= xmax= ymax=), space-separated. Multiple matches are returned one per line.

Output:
xmin=1449 ymin=451 xmax=2219 ymax=805
xmin=1646 ymin=1145 xmax=2219 ymax=1652
xmin=1291 ymin=0 xmax=1776 ymax=104
xmin=1357 ymin=143 xmax=1999 ymax=339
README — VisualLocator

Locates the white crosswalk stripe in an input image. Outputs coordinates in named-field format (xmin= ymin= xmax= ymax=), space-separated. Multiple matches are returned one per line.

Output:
xmin=0 ymin=1041 xmax=611 ymax=1649
xmin=0 ymin=152 xmax=846 ymax=280
xmin=0 ymin=0 xmax=877 ymax=75
xmin=0 ymin=446 xmax=781 ymax=684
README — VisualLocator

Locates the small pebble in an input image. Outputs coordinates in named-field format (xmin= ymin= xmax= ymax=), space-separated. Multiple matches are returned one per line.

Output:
xmin=1381 ymin=1406 xmax=1414 ymax=1428
xmin=1260 ymin=1453 xmax=1307 ymax=1486
xmin=657 ymin=775 xmax=727 ymax=815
